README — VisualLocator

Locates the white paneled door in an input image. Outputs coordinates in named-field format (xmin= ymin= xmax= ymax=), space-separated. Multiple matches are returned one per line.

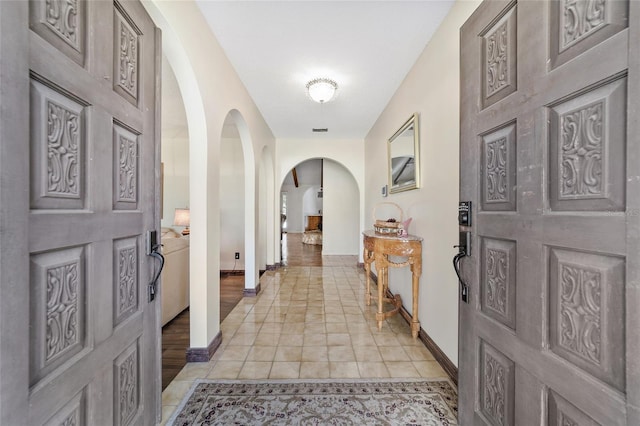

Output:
xmin=0 ymin=1 xmax=162 ymax=424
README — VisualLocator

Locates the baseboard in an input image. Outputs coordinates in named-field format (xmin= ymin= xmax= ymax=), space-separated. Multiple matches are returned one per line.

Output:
xmin=186 ymin=331 xmax=222 ymax=362
xmin=243 ymin=282 xmax=262 ymax=297
xmin=266 ymin=264 xmax=278 ymax=271
xmin=220 ymin=270 xmax=244 ymax=276
xmin=369 ymin=271 xmax=458 ymax=385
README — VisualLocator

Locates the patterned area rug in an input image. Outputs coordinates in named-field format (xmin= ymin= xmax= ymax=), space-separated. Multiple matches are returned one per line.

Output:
xmin=168 ymin=379 xmax=458 ymax=425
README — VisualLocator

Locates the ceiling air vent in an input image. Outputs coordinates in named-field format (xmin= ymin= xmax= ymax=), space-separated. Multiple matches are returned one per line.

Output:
xmin=312 ymin=128 xmax=328 ymax=133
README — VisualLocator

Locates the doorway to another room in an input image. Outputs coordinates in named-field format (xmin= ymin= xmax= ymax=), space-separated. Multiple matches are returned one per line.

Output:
xmin=279 ymin=158 xmax=360 ymax=265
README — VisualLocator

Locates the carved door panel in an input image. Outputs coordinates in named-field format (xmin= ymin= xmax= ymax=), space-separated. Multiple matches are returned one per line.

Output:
xmin=0 ymin=1 xmax=161 ymax=425
xmin=459 ymin=0 xmax=638 ymax=425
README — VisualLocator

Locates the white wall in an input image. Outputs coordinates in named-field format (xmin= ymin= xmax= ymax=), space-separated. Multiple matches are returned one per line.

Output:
xmin=364 ymin=0 xmax=481 ymax=366
xmin=161 ymin=137 xmax=189 ymax=229
xmin=144 ymin=1 xmax=276 ymax=349
xmin=160 ymin=55 xmax=189 ymax=230
xmin=323 ymin=160 xmax=359 ymax=255
xmin=220 ymin=136 xmax=245 ymax=270
xmin=302 ymin=187 xmax=323 ymax=217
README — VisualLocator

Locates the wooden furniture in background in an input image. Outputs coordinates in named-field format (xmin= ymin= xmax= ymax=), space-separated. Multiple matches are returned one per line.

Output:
xmin=363 ymin=230 xmax=423 ymax=338
xmin=306 ymin=214 xmax=322 ymax=231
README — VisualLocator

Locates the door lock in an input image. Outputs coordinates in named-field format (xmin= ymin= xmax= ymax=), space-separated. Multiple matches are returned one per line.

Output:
xmin=458 ymin=201 xmax=471 ymax=226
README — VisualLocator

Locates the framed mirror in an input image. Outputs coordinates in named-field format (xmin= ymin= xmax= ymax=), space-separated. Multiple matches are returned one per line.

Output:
xmin=388 ymin=113 xmax=420 ymax=194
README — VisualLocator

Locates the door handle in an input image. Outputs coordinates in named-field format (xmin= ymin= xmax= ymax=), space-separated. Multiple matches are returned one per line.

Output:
xmin=453 ymin=231 xmax=470 ymax=303
xmin=146 ymin=230 xmax=165 ymax=302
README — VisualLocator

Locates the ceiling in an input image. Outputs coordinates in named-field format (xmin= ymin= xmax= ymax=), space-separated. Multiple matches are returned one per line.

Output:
xmin=195 ymin=1 xmax=454 ymax=139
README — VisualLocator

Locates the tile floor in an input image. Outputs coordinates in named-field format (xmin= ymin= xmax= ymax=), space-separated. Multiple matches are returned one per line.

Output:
xmin=160 ymin=258 xmax=448 ymax=424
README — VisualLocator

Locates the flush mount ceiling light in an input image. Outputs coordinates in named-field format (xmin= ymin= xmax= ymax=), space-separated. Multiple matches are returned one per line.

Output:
xmin=306 ymin=78 xmax=338 ymax=103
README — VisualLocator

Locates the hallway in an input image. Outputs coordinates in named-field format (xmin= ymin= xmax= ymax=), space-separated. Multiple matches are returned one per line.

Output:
xmin=160 ymin=236 xmax=448 ymax=423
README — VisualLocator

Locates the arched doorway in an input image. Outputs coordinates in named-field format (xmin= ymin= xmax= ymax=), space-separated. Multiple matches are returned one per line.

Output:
xmin=279 ymin=158 xmax=359 ymax=264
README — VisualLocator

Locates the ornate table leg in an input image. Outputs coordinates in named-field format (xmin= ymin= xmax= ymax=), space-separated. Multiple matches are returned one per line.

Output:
xmin=364 ymin=248 xmax=372 ymax=306
xmin=376 ymin=265 xmax=386 ymax=331
xmin=411 ymin=258 xmax=421 ymax=338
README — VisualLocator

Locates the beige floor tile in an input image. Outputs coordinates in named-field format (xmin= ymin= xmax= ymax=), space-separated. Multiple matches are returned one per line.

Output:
xmin=327 ymin=333 xmax=351 ymax=346
xmin=378 ymin=346 xmax=411 ymax=362
xmin=324 ymin=305 xmax=344 ymax=314
xmin=303 ymin=333 xmax=327 ymax=346
xmin=220 ymin=321 xmax=242 ymax=333
xmin=347 ymin=323 xmax=372 ymax=334
xmin=269 ymin=362 xmax=301 ymax=379
xmin=330 ymin=362 xmax=360 ymax=378
xmin=304 ymin=323 xmax=326 ymax=335
xmin=301 ymin=346 xmax=328 ymax=362
xmin=207 ymin=361 xmax=243 ymax=379
xmin=161 ymin=380 xmax=192 ymax=406
xmin=325 ymin=314 xmax=347 ymax=323
xmin=173 ymin=363 xmax=212 ymax=381
xmin=164 ymin=264 xmax=454 ymax=398
xmin=413 ymin=361 xmax=447 ymax=378
xmin=244 ymin=312 xmax=268 ymax=323
xmin=357 ymin=362 xmax=390 ymax=378
xmin=353 ymin=346 xmax=382 ymax=362
xmin=344 ymin=314 xmax=367 ymax=325
xmin=218 ymin=345 xmax=251 ymax=361
xmin=228 ymin=332 xmax=258 ymax=346
xmin=223 ymin=313 xmax=248 ymax=323
xmin=263 ymin=312 xmax=287 ymax=323
xmin=251 ymin=305 xmax=272 ymax=313
xmin=286 ymin=306 xmax=307 ymax=315
xmin=281 ymin=323 xmax=305 ymax=334
xmin=159 ymin=405 xmax=177 ymax=426
xmin=274 ymin=346 xmax=303 ymax=362
xmin=253 ymin=332 xmax=281 ymax=346
xmin=372 ymin=333 xmax=400 ymax=347
xmin=260 ymin=323 xmax=284 ymax=334
xmin=279 ymin=333 xmax=304 ymax=346
xmin=349 ymin=333 xmax=377 ymax=346
xmin=385 ymin=361 xmax=420 ymax=378
xmin=238 ymin=361 xmax=272 ymax=379
xmin=305 ymin=313 xmax=326 ymax=322
xmin=404 ymin=345 xmax=436 ymax=361
xmin=325 ymin=322 xmax=349 ymax=333
xmin=307 ymin=306 xmax=324 ymax=315
xmin=268 ymin=305 xmax=289 ymax=315
xmin=283 ymin=313 xmax=306 ymax=323
xmin=246 ymin=346 xmax=277 ymax=362
xmin=395 ymin=333 xmax=424 ymax=346
xmin=328 ymin=346 xmax=356 ymax=362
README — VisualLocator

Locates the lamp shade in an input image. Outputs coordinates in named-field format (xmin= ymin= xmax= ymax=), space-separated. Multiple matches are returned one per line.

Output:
xmin=306 ymin=78 xmax=338 ymax=103
xmin=173 ymin=208 xmax=190 ymax=227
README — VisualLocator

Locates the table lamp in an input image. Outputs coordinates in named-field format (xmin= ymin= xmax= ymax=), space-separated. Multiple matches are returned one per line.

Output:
xmin=173 ymin=208 xmax=190 ymax=236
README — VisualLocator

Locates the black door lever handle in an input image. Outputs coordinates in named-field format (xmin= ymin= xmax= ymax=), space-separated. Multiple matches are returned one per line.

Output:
xmin=148 ymin=247 xmax=164 ymax=302
xmin=453 ymin=249 xmax=470 ymax=303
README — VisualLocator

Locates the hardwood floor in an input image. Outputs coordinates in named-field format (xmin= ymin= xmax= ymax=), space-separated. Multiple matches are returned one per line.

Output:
xmin=161 ymin=309 xmax=190 ymax=390
xmin=161 ymin=274 xmax=245 ymax=390
xmin=281 ymin=232 xmax=322 ymax=266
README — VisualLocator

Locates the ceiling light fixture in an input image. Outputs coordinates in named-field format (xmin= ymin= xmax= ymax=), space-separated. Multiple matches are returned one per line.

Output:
xmin=306 ymin=78 xmax=338 ymax=103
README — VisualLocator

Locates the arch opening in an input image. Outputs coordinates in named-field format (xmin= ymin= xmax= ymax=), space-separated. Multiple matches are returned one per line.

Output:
xmin=279 ymin=158 xmax=360 ymax=262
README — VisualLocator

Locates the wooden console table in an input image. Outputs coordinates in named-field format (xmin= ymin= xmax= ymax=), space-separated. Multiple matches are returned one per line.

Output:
xmin=362 ymin=230 xmax=423 ymax=338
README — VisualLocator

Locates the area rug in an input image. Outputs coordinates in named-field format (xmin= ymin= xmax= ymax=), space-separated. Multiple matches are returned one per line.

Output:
xmin=168 ymin=379 xmax=458 ymax=425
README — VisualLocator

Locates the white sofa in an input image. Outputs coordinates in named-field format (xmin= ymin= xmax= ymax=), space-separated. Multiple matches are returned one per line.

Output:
xmin=160 ymin=228 xmax=190 ymax=326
